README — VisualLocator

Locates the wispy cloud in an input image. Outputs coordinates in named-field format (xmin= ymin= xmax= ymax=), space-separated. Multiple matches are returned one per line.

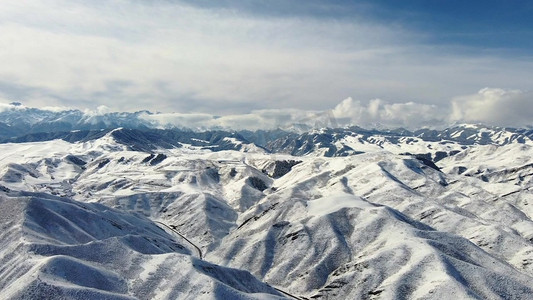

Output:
xmin=0 ymin=0 xmax=531 ymax=117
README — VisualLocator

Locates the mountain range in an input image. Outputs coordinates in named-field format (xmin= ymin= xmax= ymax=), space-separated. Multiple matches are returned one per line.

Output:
xmin=1 ymin=104 xmax=533 ymax=299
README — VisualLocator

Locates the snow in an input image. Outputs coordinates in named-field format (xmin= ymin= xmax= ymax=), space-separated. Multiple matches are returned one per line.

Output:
xmin=336 ymin=134 xmax=464 ymax=157
xmin=307 ymin=193 xmax=375 ymax=216
xmin=0 ymin=191 xmax=284 ymax=299
xmin=1 ymin=129 xmax=533 ymax=299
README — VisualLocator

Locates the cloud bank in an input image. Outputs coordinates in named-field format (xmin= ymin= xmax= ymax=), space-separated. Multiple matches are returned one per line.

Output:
xmin=331 ymin=98 xmax=445 ymax=129
xmin=451 ymin=88 xmax=533 ymax=127
xmin=1 ymin=88 xmax=532 ymax=130
xmin=141 ymin=109 xmax=324 ymax=131
xmin=138 ymin=88 xmax=532 ymax=130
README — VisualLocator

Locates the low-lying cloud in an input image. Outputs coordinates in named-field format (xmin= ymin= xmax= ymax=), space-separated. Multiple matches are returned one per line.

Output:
xmin=140 ymin=88 xmax=532 ymax=130
xmin=1 ymin=89 xmax=531 ymax=130
xmin=331 ymin=98 xmax=445 ymax=129
xmin=141 ymin=109 xmax=325 ymax=131
xmin=450 ymin=88 xmax=533 ymax=127
xmin=141 ymin=98 xmax=446 ymax=130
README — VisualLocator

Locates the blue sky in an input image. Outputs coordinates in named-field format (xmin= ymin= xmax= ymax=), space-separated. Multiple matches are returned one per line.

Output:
xmin=182 ymin=0 xmax=533 ymax=51
xmin=0 ymin=0 xmax=531 ymax=128
xmin=365 ymin=0 xmax=533 ymax=51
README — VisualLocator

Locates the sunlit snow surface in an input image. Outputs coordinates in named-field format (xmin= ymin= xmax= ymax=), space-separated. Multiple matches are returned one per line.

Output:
xmin=1 ymin=130 xmax=533 ymax=299
xmin=0 ymin=192 xmax=284 ymax=299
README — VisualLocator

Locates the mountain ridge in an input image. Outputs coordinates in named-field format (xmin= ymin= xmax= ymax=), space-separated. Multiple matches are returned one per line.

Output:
xmin=2 ymin=103 xmax=533 ymax=147
xmin=2 ymin=104 xmax=533 ymax=299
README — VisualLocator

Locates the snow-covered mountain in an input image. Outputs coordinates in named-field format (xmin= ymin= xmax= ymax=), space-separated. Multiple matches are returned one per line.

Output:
xmin=1 ymin=124 xmax=533 ymax=299
xmin=0 ymin=190 xmax=285 ymax=299
xmin=0 ymin=103 xmax=156 ymax=140
xmin=2 ymin=102 xmax=533 ymax=149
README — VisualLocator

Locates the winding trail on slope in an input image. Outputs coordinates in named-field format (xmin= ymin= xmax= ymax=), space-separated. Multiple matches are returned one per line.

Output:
xmin=154 ymin=221 xmax=203 ymax=260
xmin=154 ymin=221 xmax=305 ymax=299
xmin=270 ymin=287 xmax=305 ymax=300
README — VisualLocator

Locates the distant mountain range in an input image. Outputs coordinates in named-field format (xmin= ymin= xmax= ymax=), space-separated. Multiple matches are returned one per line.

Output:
xmin=0 ymin=103 xmax=154 ymax=140
xmin=2 ymin=103 xmax=533 ymax=157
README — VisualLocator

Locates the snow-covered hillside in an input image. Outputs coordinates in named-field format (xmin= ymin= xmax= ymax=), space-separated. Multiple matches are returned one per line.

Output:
xmin=0 ymin=191 xmax=285 ymax=299
xmin=1 ymin=126 xmax=533 ymax=299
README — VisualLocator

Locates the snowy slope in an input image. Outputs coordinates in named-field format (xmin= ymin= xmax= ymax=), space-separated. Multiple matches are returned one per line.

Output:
xmin=0 ymin=191 xmax=284 ymax=299
xmin=1 ymin=127 xmax=533 ymax=299
xmin=207 ymin=153 xmax=533 ymax=298
xmin=264 ymin=125 xmax=533 ymax=158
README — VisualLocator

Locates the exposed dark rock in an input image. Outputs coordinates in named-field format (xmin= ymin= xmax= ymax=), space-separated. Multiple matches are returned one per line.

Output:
xmin=150 ymin=154 xmax=167 ymax=165
xmin=414 ymin=155 xmax=441 ymax=172
xmin=206 ymin=167 xmax=220 ymax=182
xmin=434 ymin=151 xmax=448 ymax=162
xmin=263 ymin=160 xmax=302 ymax=179
xmin=97 ymin=159 xmax=110 ymax=168
xmin=248 ymin=177 xmax=268 ymax=191
xmin=65 ymin=155 xmax=86 ymax=166
xmin=142 ymin=154 xmax=155 ymax=164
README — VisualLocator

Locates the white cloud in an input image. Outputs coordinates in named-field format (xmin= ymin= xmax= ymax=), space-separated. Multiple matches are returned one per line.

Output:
xmin=450 ymin=88 xmax=533 ymax=127
xmin=82 ymin=105 xmax=113 ymax=116
xmin=331 ymin=97 xmax=445 ymax=129
xmin=4 ymin=88 xmax=533 ymax=129
xmin=141 ymin=98 xmax=449 ymax=130
xmin=0 ymin=100 xmax=26 ymax=113
xmin=40 ymin=106 xmax=74 ymax=112
xmin=141 ymin=109 xmax=324 ymax=131
xmin=0 ymin=1 xmax=531 ymax=115
xmin=140 ymin=112 xmax=214 ymax=129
